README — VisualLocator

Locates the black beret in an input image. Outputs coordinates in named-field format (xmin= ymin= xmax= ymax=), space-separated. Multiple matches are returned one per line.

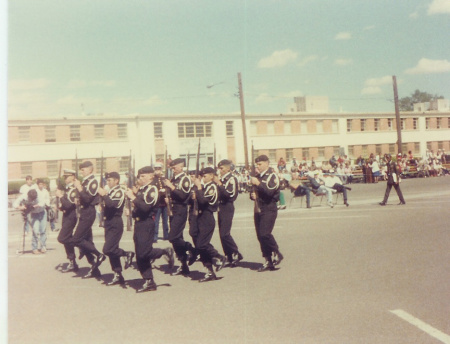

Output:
xmin=138 ymin=166 xmax=154 ymax=175
xmin=200 ymin=167 xmax=216 ymax=175
xmin=79 ymin=161 xmax=93 ymax=169
xmin=170 ymin=158 xmax=185 ymax=167
xmin=188 ymin=170 xmax=196 ymax=175
xmin=105 ymin=172 xmax=120 ymax=181
xmin=255 ymin=155 xmax=269 ymax=163
xmin=218 ymin=159 xmax=232 ymax=167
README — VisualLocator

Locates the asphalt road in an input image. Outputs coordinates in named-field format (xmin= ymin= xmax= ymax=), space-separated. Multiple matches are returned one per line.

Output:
xmin=7 ymin=177 xmax=450 ymax=344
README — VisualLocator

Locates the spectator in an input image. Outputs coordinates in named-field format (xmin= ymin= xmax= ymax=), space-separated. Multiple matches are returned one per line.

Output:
xmin=277 ymin=157 xmax=286 ymax=172
xmin=17 ymin=176 xmax=37 ymax=234
xmin=369 ymin=158 xmax=381 ymax=183
xmin=323 ymin=170 xmax=349 ymax=207
xmin=308 ymin=171 xmax=334 ymax=208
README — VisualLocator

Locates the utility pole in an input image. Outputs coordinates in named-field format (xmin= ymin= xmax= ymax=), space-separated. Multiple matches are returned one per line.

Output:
xmin=238 ymin=72 xmax=250 ymax=170
xmin=392 ymin=76 xmax=402 ymax=155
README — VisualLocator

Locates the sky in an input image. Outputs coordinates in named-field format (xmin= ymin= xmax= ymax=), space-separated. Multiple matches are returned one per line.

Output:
xmin=6 ymin=0 xmax=450 ymax=118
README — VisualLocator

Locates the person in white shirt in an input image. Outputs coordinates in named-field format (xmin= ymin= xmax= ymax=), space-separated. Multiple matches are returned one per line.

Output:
xmin=17 ymin=176 xmax=37 ymax=234
xmin=322 ymin=170 xmax=350 ymax=207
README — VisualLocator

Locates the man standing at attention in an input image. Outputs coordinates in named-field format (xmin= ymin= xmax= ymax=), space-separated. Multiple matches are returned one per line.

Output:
xmin=250 ymin=155 xmax=284 ymax=272
xmin=380 ymin=154 xmax=406 ymax=206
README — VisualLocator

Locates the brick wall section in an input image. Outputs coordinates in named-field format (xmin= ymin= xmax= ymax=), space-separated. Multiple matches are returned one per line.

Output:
xmin=323 ymin=120 xmax=332 ymax=133
xmin=307 ymin=120 xmax=316 ymax=133
xmin=154 ymin=139 xmax=165 ymax=155
xmin=31 ymin=126 xmax=45 ymax=144
xmin=274 ymin=121 xmax=284 ymax=134
xmin=291 ymin=121 xmax=301 ymax=134
xmin=226 ymin=137 xmax=236 ymax=163
xmin=275 ymin=149 xmax=285 ymax=162
xmin=324 ymin=146 xmax=334 ymax=158
xmin=105 ymin=124 xmax=118 ymax=139
xmin=366 ymin=119 xmax=374 ymax=131
xmin=57 ymin=126 xmax=70 ymax=142
xmin=293 ymin=148 xmax=302 ymax=159
xmin=309 ymin=147 xmax=319 ymax=159
xmin=353 ymin=119 xmax=361 ymax=131
xmin=81 ymin=125 xmax=95 ymax=141
xmin=8 ymin=127 xmax=18 ymax=144
xmin=8 ymin=163 xmax=20 ymax=180
xmin=33 ymin=161 xmax=47 ymax=179
xmin=257 ymin=121 xmax=267 ymax=135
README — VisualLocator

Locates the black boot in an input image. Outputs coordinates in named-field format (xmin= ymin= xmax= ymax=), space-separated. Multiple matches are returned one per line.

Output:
xmin=62 ymin=260 xmax=79 ymax=273
xmin=137 ymin=278 xmax=157 ymax=293
xmin=164 ymin=247 xmax=175 ymax=269
xmin=124 ymin=251 xmax=135 ymax=270
xmin=258 ymin=257 xmax=275 ymax=272
xmin=215 ymin=255 xmax=227 ymax=272
xmin=273 ymin=251 xmax=284 ymax=266
xmin=83 ymin=266 xmax=101 ymax=278
xmin=199 ymin=266 xmax=217 ymax=283
xmin=95 ymin=254 xmax=106 ymax=268
xmin=232 ymin=252 xmax=243 ymax=265
xmin=171 ymin=262 xmax=190 ymax=276
xmin=188 ymin=247 xmax=199 ymax=266
xmin=107 ymin=272 xmax=125 ymax=286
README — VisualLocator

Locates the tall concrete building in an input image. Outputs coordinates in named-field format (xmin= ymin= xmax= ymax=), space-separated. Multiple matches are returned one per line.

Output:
xmin=289 ymin=96 xmax=329 ymax=113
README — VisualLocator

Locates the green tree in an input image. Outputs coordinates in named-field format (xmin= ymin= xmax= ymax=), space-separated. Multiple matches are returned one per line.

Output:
xmin=399 ymin=89 xmax=444 ymax=111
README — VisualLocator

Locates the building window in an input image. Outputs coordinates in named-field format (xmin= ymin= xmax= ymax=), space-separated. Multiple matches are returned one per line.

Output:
xmin=360 ymin=119 xmax=366 ymax=132
xmin=389 ymin=144 xmax=395 ymax=154
xmin=427 ymin=142 xmax=432 ymax=150
xmin=268 ymin=149 xmax=276 ymax=162
xmin=286 ymin=148 xmax=293 ymax=161
xmin=154 ymin=122 xmax=163 ymax=138
xmin=178 ymin=122 xmax=212 ymax=138
xmin=71 ymin=158 xmax=81 ymax=170
xmin=374 ymin=119 xmax=380 ymax=132
xmin=70 ymin=125 xmax=80 ymax=142
xmin=425 ymin=118 xmax=430 ymax=129
xmin=18 ymin=126 xmax=30 ymax=143
xmin=318 ymin=147 xmax=325 ymax=158
xmin=388 ymin=119 xmax=393 ymax=131
xmin=362 ymin=145 xmax=368 ymax=156
xmin=400 ymin=119 xmax=405 ymax=130
xmin=332 ymin=120 xmax=338 ymax=133
xmin=414 ymin=142 xmax=420 ymax=154
xmin=96 ymin=158 xmax=106 ymax=174
xmin=375 ymin=144 xmax=382 ymax=155
xmin=437 ymin=117 xmax=442 ymax=129
xmin=47 ymin=161 xmax=58 ymax=177
xmin=413 ymin=118 xmax=418 ymax=130
xmin=94 ymin=125 xmax=104 ymax=140
xmin=438 ymin=141 xmax=444 ymax=150
xmin=226 ymin=121 xmax=234 ymax=136
xmin=401 ymin=143 xmax=407 ymax=153
xmin=20 ymin=162 xmax=32 ymax=178
xmin=302 ymin=148 xmax=309 ymax=159
xmin=346 ymin=119 xmax=352 ymax=132
xmin=119 ymin=156 xmax=130 ymax=173
xmin=348 ymin=146 xmax=354 ymax=157
xmin=117 ymin=124 xmax=128 ymax=139
xmin=45 ymin=126 xmax=56 ymax=142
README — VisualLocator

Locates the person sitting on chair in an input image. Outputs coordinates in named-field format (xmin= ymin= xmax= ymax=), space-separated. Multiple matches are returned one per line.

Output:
xmin=322 ymin=170 xmax=350 ymax=207
xmin=288 ymin=181 xmax=311 ymax=209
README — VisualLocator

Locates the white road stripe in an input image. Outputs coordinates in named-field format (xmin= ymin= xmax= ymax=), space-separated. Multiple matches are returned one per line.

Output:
xmin=390 ymin=309 xmax=450 ymax=344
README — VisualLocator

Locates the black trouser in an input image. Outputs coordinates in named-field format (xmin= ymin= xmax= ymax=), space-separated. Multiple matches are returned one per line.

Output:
xmin=57 ymin=210 xmax=77 ymax=260
xmin=133 ymin=218 xmax=165 ymax=280
xmin=254 ymin=206 xmax=279 ymax=258
xmin=70 ymin=206 xmax=99 ymax=264
xmin=382 ymin=183 xmax=405 ymax=204
xmin=294 ymin=186 xmax=311 ymax=206
xmin=103 ymin=216 xmax=126 ymax=273
xmin=169 ymin=203 xmax=191 ymax=261
xmin=332 ymin=183 xmax=348 ymax=202
xmin=218 ymin=202 xmax=239 ymax=259
xmin=196 ymin=210 xmax=216 ymax=266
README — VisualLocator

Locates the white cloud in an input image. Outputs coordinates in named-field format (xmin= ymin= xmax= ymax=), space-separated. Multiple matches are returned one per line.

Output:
xmin=254 ymin=93 xmax=273 ymax=104
xmin=409 ymin=11 xmax=419 ymax=19
xmin=9 ymin=78 xmax=51 ymax=91
xmin=428 ymin=0 xmax=450 ymax=15
xmin=363 ymin=25 xmax=375 ymax=31
xmin=364 ymin=75 xmax=392 ymax=87
xmin=361 ymin=86 xmax=382 ymax=95
xmin=334 ymin=58 xmax=353 ymax=66
xmin=405 ymin=58 xmax=450 ymax=74
xmin=335 ymin=32 xmax=352 ymax=40
xmin=298 ymin=55 xmax=318 ymax=67
xmin=257 ymin=49 xmax=298 ymax=68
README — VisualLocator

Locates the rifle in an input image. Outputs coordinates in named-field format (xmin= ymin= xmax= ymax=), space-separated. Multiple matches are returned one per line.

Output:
xmin=74 ymin=150 xmax=81 ymax=219
xmin=251 ymin=141 xmax=261 ymax=213
xmin=164 ymin=147 xmax=173 ymax=217
xmin=99 ymin=152 xmax=104 ymax=228
xmin=214 ymin=143 xmax=217 ymax=168
xmin=55 ymin=161 xmax=62 ymax=221
xmin=193 ymin=138 xmax=201 ymax=216
xmin=126 ymin=150 xmax=134 ymax=231
xmin=187 ymin=151 xmax=190 ymax=171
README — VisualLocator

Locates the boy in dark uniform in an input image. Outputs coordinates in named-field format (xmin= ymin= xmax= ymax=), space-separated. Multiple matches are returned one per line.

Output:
xmin=250 ymin=155 xmax=284 ymax=272
xmin=125 ymin=166 xmax=174 ymax=293
xmin=97 ymin=172 xmax=135 ymax=286
xmin=379 ymin=154 xmax=406 ymax=206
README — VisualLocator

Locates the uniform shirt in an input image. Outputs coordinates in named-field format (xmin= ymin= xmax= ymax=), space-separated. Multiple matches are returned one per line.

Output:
xmin=103 ymin=185 xmax=125 ymax=219
xmin=170 ymin=172 xmax=192 ymax=205
xmin=79 ymin=174 xmax=100 ymax=207
xmin=196 ymin=181 xmax=219 ymax=212
xmin=153 ymin=175 xmax=168 ymax=207
xmin=218 ymin=172 xmax=238 ymax=204
xmin=132 ymin=182 xmax=158 ymax=220
xmin=59 ymin=183 xmax=77 ymax=214
xmin=255 ymin=168 xmax=280 ymax=206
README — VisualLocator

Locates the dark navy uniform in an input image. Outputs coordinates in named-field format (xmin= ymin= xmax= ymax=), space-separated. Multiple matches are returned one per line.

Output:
xmin=57 ymin=183 xmax=78 ymax=263
xmin=381 ymin=157 xmax=406 ymax=205
xmin=218 ymin=172 xmax=241 ymax=262
xmin=132 ymin=182 xmax=167 ymax=280
xmin=253 ymin=167 xmax=281 ymax=262
xmin=71 ymin=174 xmax=102 ymax=265
xmin=102 ymin=185 xmax=127 ymax=273
xmin=168 ymin=171 xmax=195 ymax=266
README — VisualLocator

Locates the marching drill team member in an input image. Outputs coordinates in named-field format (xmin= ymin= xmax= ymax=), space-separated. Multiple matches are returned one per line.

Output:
xmin=97 ymin=172 xmax=135 ymax=286
xmin=164 ymin=158 xmax=196 ymax=276
xmin=250 ymin=155 xmax=284 ymax=272
xmin=214 ymin=160 xmax=243 ymax=266
xmin=125 ymin=166 xmax=174 ymax=293
xmin=71 ymin=161 xmax=106 ymax=278
xmin=193 ymin=167 xmax=223 ymax=282
xmin=56 ymin=169 xmax=79 ymax=272
xmin=379 ymin=153 xmax=406 ymax=206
